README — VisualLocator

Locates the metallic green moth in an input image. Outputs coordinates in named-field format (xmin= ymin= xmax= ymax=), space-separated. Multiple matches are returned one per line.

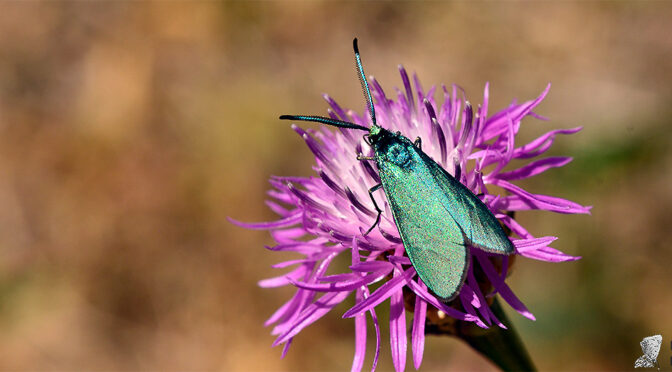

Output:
xmin=280 ymin=39 xmax=513 ymax=302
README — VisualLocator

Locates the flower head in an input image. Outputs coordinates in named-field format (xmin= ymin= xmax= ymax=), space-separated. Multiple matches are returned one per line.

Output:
xmin=232 ymin=64 xmax=590 ymax=371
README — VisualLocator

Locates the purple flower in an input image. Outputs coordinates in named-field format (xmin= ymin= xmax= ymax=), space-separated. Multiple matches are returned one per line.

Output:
xmin=231 ymin=67 xmax=590 ymax=372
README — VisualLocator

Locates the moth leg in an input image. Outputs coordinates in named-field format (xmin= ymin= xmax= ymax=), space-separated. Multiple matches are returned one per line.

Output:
xmin=364 ymin=183 xmax=383 ymax=235
xmin=413 ymin=137 xmax=422 ymax=149
xmin=357 ymin=153 xmax=375 ymax=161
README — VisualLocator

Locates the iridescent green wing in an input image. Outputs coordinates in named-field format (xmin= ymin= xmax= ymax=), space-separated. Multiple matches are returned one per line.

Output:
xmin=419 ymin=151 xmax=514 ymax=255
xmin=376 ymin=139 xmax=469 ymax=302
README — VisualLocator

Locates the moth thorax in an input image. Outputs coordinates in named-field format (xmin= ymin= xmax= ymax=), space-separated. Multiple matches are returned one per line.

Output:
xmin=387 ymin=142 xmax=411 ymax=166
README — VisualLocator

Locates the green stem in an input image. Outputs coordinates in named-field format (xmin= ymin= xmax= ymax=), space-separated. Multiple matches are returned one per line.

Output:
xmin=457 ymin=297 xmax=536 ymax=371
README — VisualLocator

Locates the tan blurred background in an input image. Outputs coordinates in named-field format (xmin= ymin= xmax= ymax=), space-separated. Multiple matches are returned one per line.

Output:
xmin=0 ymin=2 xmax=670 ymax=371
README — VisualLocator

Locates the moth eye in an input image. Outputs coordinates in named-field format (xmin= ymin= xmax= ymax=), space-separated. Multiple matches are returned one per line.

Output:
xmin=387 ymin=143 xmax=410 ymax=166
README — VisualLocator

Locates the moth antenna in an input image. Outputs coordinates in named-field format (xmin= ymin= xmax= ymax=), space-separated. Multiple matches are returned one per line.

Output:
xmin=353 ymin=38 xmax=377 ymax=126
xmin=279 ymin=115 xmax=369 ymax=131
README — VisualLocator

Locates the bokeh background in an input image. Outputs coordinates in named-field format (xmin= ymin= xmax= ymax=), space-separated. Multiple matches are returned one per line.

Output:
xmin=0 ymin=2 xmax=670 ymax=371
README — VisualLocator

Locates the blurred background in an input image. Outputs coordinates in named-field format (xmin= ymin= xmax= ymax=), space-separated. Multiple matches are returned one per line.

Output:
xmin=0 ymin=2 xmax=670 ymax=371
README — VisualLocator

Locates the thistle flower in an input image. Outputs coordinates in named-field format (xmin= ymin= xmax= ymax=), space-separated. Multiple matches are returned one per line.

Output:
xmin=231 ymin=66 xmax=590 ymax=372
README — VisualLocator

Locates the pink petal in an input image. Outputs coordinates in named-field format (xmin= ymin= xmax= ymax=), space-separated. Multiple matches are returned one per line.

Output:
xmin=351 ymin=294 xmax=367 ymax=372
xmin=350 ymin=261 xmax=395 ymax=273
xmin=272 ymin=253 xmax=337 ymax=335
xmin=474 ymin=252 xmax=535 ymax=321
xmin=513 ymin=236 xmax=558 ymax=252
xmin=467 ymin=270 xmax=498 ymax=327
xmin=271 ymin=258 xmax=313 ymax=269
xmin=273 ymin=290 xmax=352 ymax=346
xmin=474 ymin=82 xmax=489 ymax=141
xmin=412 ymin=280 xmax=427 ymax=370
xmin=491 ymin=179 xmax=592 ymax=214
xmin=496 ymin=214 xmax=533 ymax=239
xmin=496 ymin=157 xmax=573 ymax=181
xmin=289 ymin=272 xmax=385 ymax=292
xmin=368 ymin=290 xmax=381 ymax=372
xmin=266 ymin=242 xmax=331 ymax=254
xmin=342 ymin=268 xmax=416 ymax=318
xmin=323 ymin=94 xmax=349 ymax=121
xmin=388 ymin=256 xmax=412 ymax=266
xmin=267 ymin=189 xmax=294 ymax=205
xmin=319 ymin=273 xmax=360 ymax=283
xmin=390 ymin=274 xmax=407 ymax=372
xmin=458 ymin=283 xmax=482 ymax=322
xmin=405 ymin=274 xmax=484 ymax=326
xmin=258 ymin=265 xmax=312 ymax=288
xmin=270 ymin=227 xmax=307 ymax=244
xmin=513 ymin=127 xmax=582 ymax=159
xmin=494 ymin=194 xmax=592 ymax=214
xmin=227 ymin=213 xmax=301 ymax=230
xmin=287 ymin=183 xmax=331 ymax=212
xmin=520 ymin=246 xmax=581 ymax=262
xmin=398 ymin=65 xmax=414 ymax=114
xmin=481 ymin=84 xmax=550 ymax=142
xmin=280 ymin=338 xmax=292 ymax=358
xmin=270 ymin=289 xmax=313 ymax=334
xmin=265 ymin=296 xmax=296 ymax=327
xmin=264 ymin=200 xmax=292 ymax=216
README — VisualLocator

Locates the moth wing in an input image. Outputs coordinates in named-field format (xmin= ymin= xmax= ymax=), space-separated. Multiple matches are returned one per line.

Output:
xmin=421 ymin=152 xmax=514 ymax=255
xmin=377 ymin=151 xmax=469 ymax=302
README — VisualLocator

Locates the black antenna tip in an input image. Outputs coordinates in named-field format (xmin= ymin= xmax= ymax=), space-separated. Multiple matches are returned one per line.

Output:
xmin=353 ymin=38 xmax=359 ymax=54
xmin=279 ymin=115 xmax=293 ymax=120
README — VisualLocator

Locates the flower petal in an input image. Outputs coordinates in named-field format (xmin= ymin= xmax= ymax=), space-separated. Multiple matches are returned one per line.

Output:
xmin=264 ymin=200 xmax=292 ymax=216
xmin=458 ymin=283 xmax=482 ymax=323
xmin=323 ymin=93 xmax=349 ymax=121
xmin=265 ymin=296 xmax=296 ymax=327
xmin=273 ymin=290 xmax=352 ymax=346
xmin=513 ymin=236 xmax=558 ymax=252
xmin=474 ymin=251 xmax=535 ymax=321
xmin=271 ymin=253 xmax=337 ymax=336
xmin=496 ymin=214 xmax=533 ymax=239
xmin=290 ymin=272 xmax=385 ymax=292
xmin=388 ymin=256 xmax=411 ymax=266
xmin=491 ymin=179 xmax=592 ymax=214
xmin=368 ymin=290 xmax=381 ymax=372
xmin=405 ymin=273 xmax=485 ymax=326
xmin=271 ymin=258 xmax=314 ymax=269
xmin=481 ymin=84 xmax=550 ymax=142
xmin=467 ymin=269 xmax=500 ymax=328
xmin=412 ymin=280 xmax=427 ymax=370
xmin=342 ymin=268 xmax=416 ymax=318
xmin=520 ymin=246 xmax=581 ymax=262
xmin=280 ymin=338 xmax=292 ymax=358
xmin=350 ymin=260 xmax=395 ymax=273
xmin=390 ymin=275 xmax=407 ymax=372
xmin=352 ymin=294 xmax=368 ymax=372
xmin=513 ymin=127 xmax=582 ymax=159
xmin=270 ymin=227 xmax=307 ymax=244
xmin=227 ymin=213 xmax=301 ymax=230
xmin=258 ymin=264 xmax=313 ymax=288
xmin=496 ymin=157 xmax=573 ymax=181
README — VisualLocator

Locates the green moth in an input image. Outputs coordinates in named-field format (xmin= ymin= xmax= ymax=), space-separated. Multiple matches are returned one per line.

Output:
xmin=280 ymin=39 xmax=513 ymax=302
